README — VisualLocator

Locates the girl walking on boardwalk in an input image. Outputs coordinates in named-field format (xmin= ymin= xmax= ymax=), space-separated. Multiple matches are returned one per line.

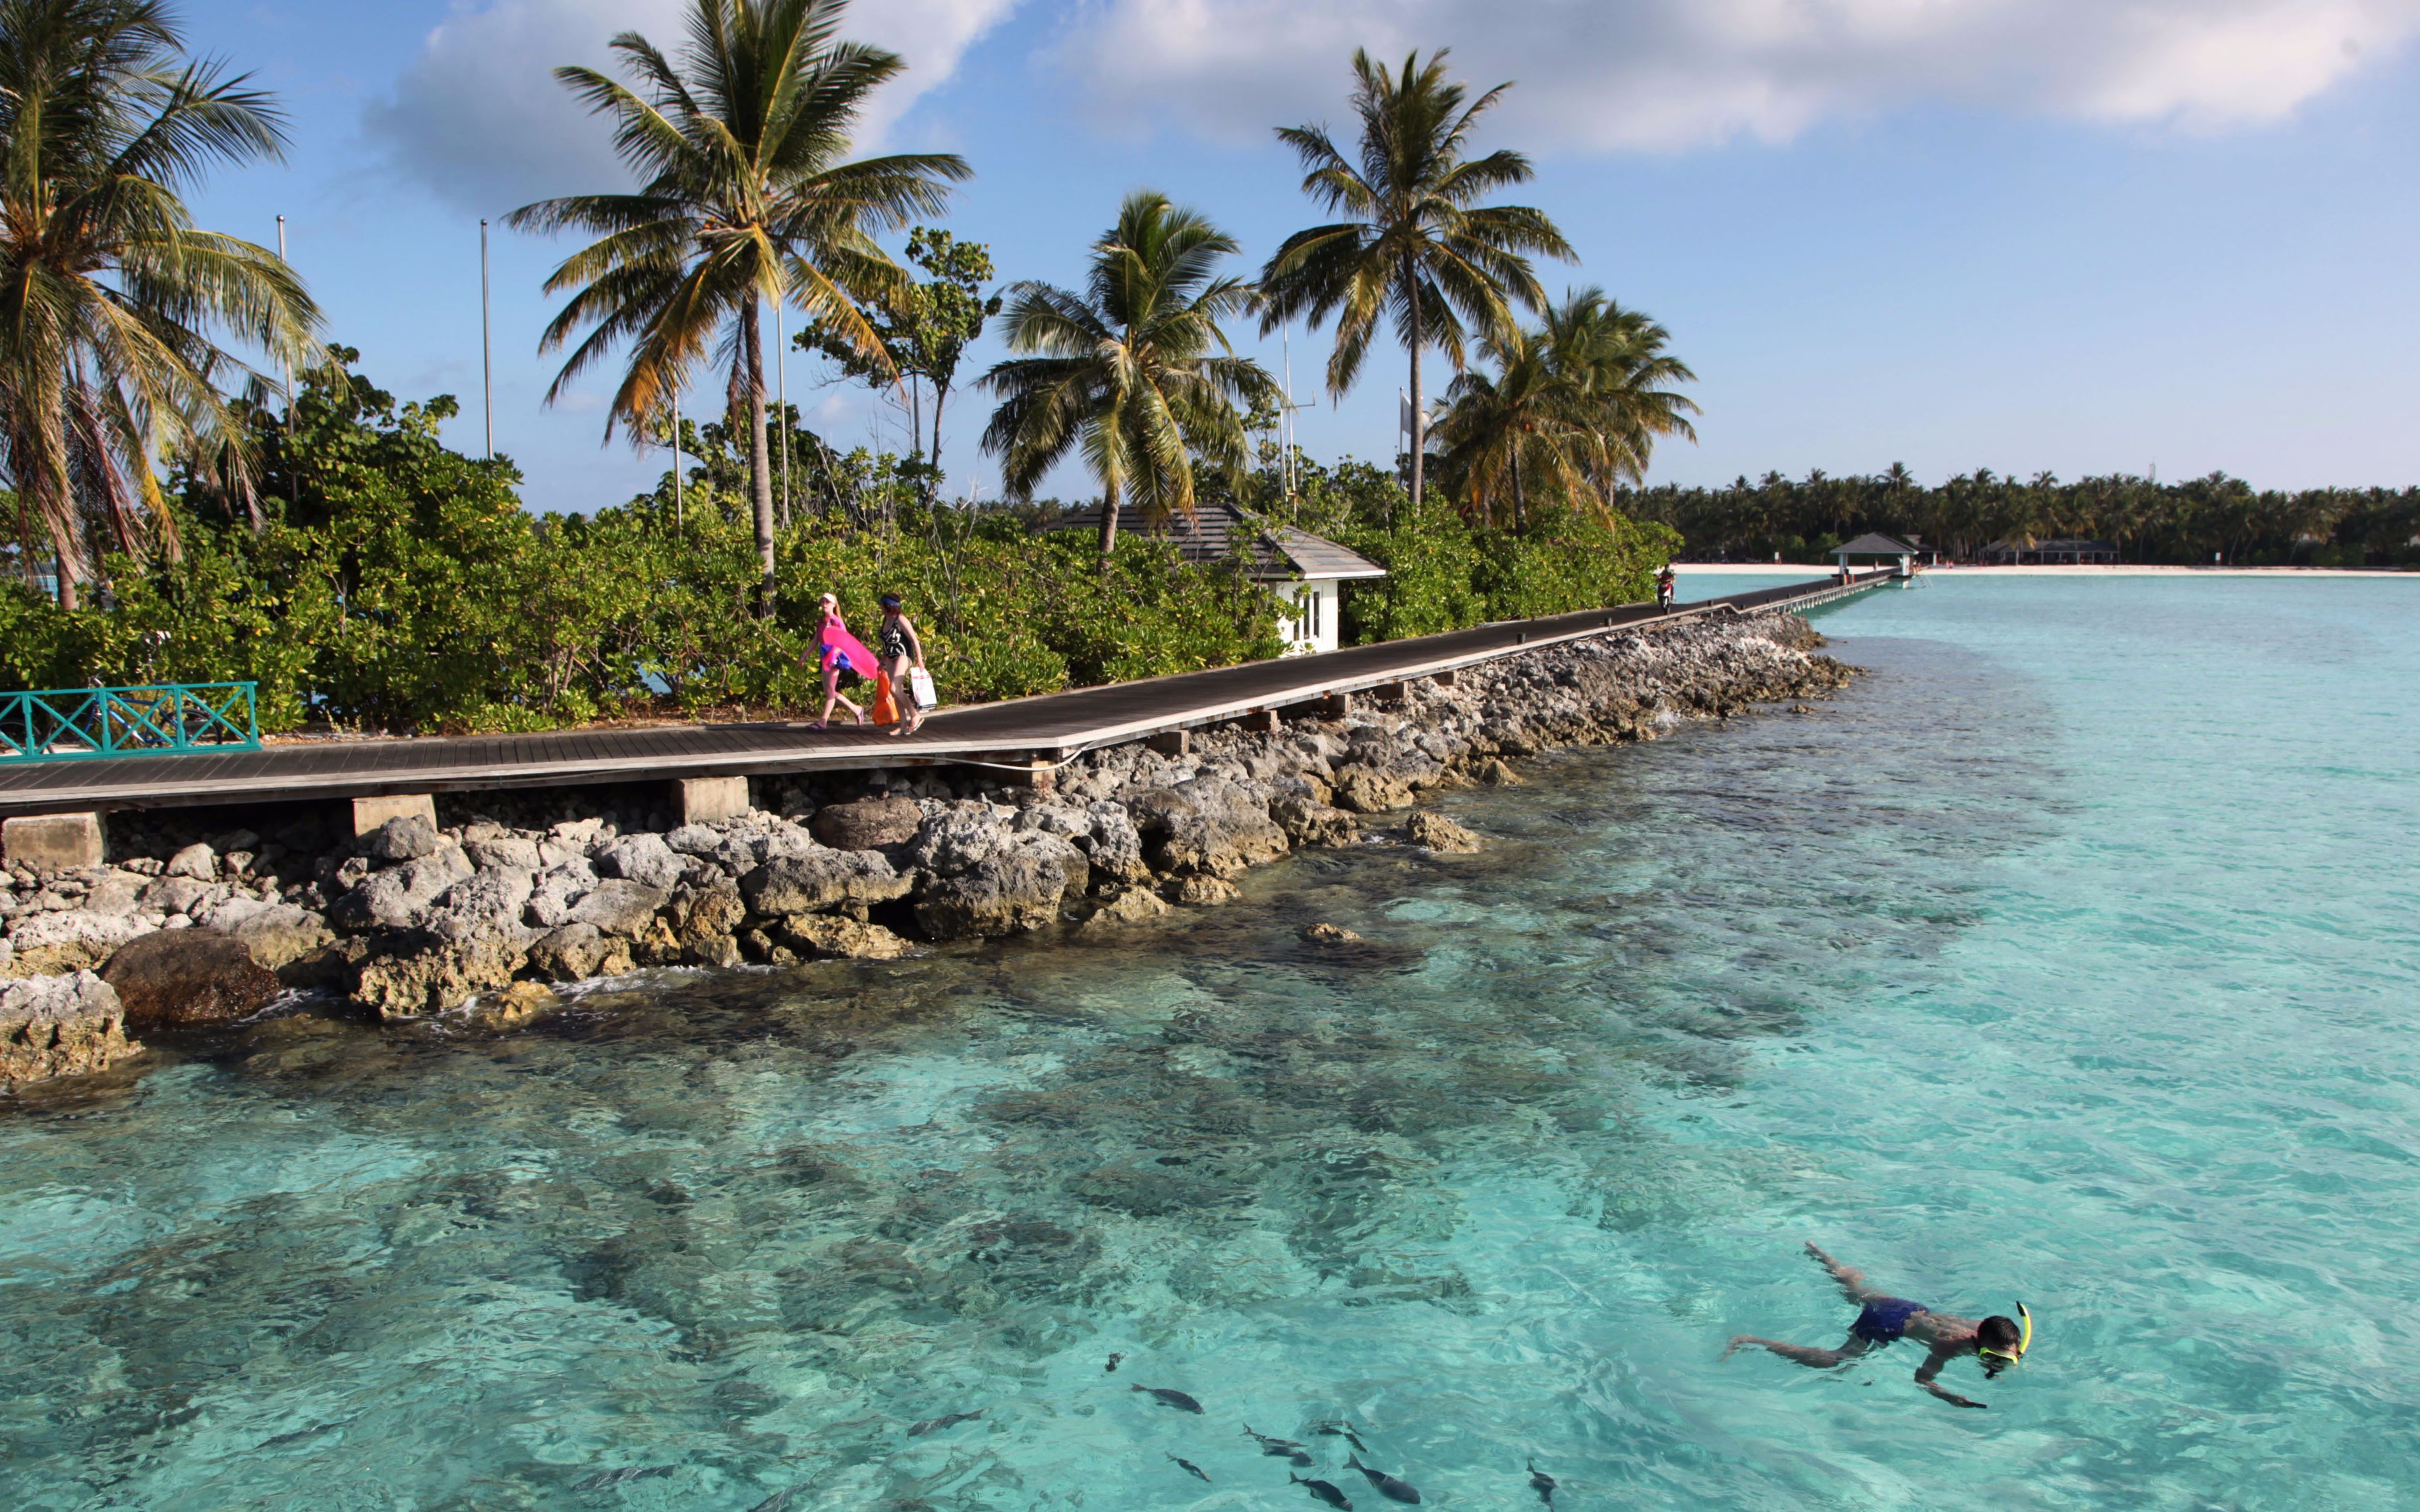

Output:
xmin=875 ymin=593 xmax=929 ymax=735
xmin=812 ymin=593 xmax=876 ymax=729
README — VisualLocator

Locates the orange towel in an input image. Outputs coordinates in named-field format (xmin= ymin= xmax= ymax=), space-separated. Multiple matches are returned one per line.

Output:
xmin=871 ymin=671 xmax=900 ymax=726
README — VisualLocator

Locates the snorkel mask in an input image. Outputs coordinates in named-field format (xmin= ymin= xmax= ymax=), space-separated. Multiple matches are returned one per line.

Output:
xmin=1977 ymin=1302 xmax=2032 ymax=1376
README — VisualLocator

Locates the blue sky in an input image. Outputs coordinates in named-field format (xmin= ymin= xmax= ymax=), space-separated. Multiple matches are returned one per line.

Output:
xmin=181 ymin=0 xmax=2420 ymax=515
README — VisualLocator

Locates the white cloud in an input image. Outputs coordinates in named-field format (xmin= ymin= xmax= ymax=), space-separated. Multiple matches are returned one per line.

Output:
xmin=366 ymin=0 xmax=1022 ymax=216
xmin=1053 ymin=0 xmax=2420 ymax=150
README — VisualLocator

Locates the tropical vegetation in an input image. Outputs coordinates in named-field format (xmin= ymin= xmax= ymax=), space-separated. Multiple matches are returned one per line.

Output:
xmin=1632 ymin=468 xmax=2420 ymax=567
xmin=1426 ymin=289 xmax=1698 ymax=530
xmin=0 ymin=0 xmax=318 ymax=609
xmin=506 ymin=0 xmax=969 ymax=615
xmin=980 ymin=191 xmax=1275 ymax=555
xmin=1259 ymin=47 xmax=1572 ymax=513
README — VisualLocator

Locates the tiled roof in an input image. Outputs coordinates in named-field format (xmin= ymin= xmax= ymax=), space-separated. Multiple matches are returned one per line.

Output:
xmin=1049 ymin=502 xmax=1386 ymax=581
xmin=1833 ymin=532 xmax=1916 ymax=556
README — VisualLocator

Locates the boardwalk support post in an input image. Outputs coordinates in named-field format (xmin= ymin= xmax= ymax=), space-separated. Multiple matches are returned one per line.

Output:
xmin=1147 ymin=729 xmax=1190 ymax=756
xmin=1431 ymin=669 xmax=1457 ymax=688
xmin=672 ymin=775 xmax=751 ymax=824
xmin=351 ymin=794 xmax=436 ymax=839
xmin=1371 ymin=681 xmax=1408 ymax=704
xmin=1242 ymin=710 xmax=1279 ymax=735
xmin=3 ymin=812 xmax=103 ymax=872
xmin=1315 ymin=692 xmax=1351 ymax=720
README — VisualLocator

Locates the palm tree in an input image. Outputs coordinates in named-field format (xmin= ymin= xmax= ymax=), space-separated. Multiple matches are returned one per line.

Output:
xmin=979 ymin=191 xmax=1275 ymax=556
xmin=509 ymin=0 xmax=967 ymax=615
xmin=1426 ymin=328 xmax=1598 ymax=529
xmin=1535 ymin=288 xmax=1696 ymax=501
xmin=0 ymin=0 xmax=319 ymax=609
xmin=1258 ymin=48 xmax=1571 ymax=513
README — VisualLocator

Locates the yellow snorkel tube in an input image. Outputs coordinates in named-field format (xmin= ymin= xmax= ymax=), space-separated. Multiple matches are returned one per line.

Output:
xmin=1978 ymin=1301 xmax=2032 ymax=1372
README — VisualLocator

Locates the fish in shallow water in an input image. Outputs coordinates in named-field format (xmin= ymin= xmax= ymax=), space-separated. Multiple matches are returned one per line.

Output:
xmin=571 ymin=1465 xmax=674 ymax=1490
xmin=1132 ymin=1385 xmax=1205 ymax=1413
xmin=1244 ymin=1424 xmax=1310 ymax=1454
xmin=1528 ymin=1458 xmax=1555 ymax=1505
xmin=1312 ymin=1420 xmax=1370 ymax=1453
xmin=1168 ymin=1453 xmax=1211 ymax=1482
xmin=1348 ymin=1454 xmax=1423 ymax=1503
xmin=1105 ymin=1353 xmax=1125 ymax=1373
xmin=907 ymin=1409 xmax=984 ymax=1437
xmin=1292 ymin=1472 xmax=1354 ymax=1508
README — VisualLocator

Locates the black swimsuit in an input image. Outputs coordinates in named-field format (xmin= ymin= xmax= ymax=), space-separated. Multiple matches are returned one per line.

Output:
xmin=879 ymin=617 xmax=909 ymax=662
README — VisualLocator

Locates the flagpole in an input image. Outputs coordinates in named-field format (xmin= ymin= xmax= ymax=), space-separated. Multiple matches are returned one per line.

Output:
xmin=479 ymin=219 xmax=494 ymax=460
xmin=671 ymin=387 xmax=683 ymax=530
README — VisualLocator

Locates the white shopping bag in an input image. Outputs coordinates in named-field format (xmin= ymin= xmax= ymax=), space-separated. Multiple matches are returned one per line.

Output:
xmin=908 ymin=667 xmax=938 ymax=710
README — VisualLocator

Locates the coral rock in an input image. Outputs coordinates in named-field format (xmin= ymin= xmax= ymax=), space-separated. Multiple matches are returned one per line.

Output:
xmin=0 ymin=972 xmax=139 ymax=1086
xmin=810 ymin=795 xmax=924 ymax=851
xmin=101 ymin=929 xmax=279 ymax=1030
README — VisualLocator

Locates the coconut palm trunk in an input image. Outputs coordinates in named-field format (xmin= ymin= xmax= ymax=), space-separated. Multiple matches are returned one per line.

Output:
xmin=741 ymin=300 xmax=776 ymax=609
xmin=1406 ymin=261 xmax=1425 ymax=507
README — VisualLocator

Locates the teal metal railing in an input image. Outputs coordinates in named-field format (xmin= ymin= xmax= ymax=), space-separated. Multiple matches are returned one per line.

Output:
xmin=0 ymin=683 xmax=260 ymax=763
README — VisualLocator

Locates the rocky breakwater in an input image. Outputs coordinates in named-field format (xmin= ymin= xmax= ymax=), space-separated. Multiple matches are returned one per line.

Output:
xmin=0 ymin=611 xmax=1850 ymax=1080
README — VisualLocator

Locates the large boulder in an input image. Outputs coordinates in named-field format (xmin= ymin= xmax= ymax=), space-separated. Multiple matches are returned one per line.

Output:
xmin=194 ymin=899 xmax=334 ymax=970
xmin=352 ymin=930 xmax=531 ymax=1017
xmin=810 ymin=795 xmax=923 ymax=851
xmin=79 ymin=871 xmax=147 ymax=918
xmin=524 ymin=860 xmax=599 ymax=929
xmin=1331 ymin=767 xmax=1415 ymax=814
xmin=362 ymin=814 xmax=442 ymax=862
xmin=1269 ymin=794 xmax=1360 ymax=849
xmin=0 ymin=972 xmax=138 ymax=1086
xmin=328 ymin=845 xmax=473 ymax=932
xmin=465 ymin=835 xmax=543 ymax=872
xmin=668 ymin=882 xmax=747 ymax=963
xmin=1122 ymin=776 xmax=1290 ymax=878
xmin=567 ymin=878 xmax=670 ymax=938
xmin=141 ymin=874 xmax=214 ymax=917
xmin=101 ymin=930 xmax=278 ymax=1030
xmin=164 ymin=842 xmax=217 ymax=880
xmin=1403 ymin=810 xmax=1484 ymax=854
xmin=5 ymin=909 xmax=156 ymax=976
xmin=772 ymin=913 xmax=911 ymax=960
xmin=1079 ymin=887 xmax=1172 ymax=930
xmin=913 ymin=833 xmax=1089 ymax=941
xmin=525 ymin=922 xmax=633 ymax=983
xmin=739 ymin=847 xmax=913 ymax=916
xmin=424 ymin=869 xmax=538 ymax=943
xmin=596 ymin=833 xmax=684 ymax=891
xmin=1012 ymin=802 xmax=1151 ymax=885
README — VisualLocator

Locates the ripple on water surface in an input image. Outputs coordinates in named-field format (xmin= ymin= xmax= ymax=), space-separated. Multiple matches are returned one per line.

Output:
xmin=1 ymin=574 xmax=2415 ymax=1511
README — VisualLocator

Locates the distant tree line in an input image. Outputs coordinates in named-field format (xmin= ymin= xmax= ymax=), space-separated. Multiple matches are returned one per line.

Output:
xmin=1630 ymin=466 xmax=2420 ymax=567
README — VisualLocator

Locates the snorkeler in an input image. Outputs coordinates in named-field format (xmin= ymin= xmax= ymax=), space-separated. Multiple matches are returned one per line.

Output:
xmin=1723 ymin=1243 xmax=2030 ymax=1409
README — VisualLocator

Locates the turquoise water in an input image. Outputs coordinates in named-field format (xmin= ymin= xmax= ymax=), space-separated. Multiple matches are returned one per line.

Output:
xmin=3 ymin=576 xmax=2416 ymax=1510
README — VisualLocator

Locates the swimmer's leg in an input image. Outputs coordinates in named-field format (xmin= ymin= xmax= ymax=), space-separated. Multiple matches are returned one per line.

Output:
xmin=1725 ymin=1333 xmax=1874 ymax=1370
xmin=1805 ymin=1243 xmax=1885 ymax=1304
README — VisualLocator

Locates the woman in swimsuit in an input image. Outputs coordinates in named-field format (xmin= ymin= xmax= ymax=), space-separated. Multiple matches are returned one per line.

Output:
xmin=875 ymin=592 xmax=927 ymax=735
xmin=813 ymin=592 xmax=869 ymax=730
xmin=1723 ymin=1243 xmax=2028 ymax=1409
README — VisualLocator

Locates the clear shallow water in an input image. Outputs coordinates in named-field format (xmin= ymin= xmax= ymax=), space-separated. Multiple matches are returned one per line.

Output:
xmin=3 ymin=576 xmax=2416 ymax=1511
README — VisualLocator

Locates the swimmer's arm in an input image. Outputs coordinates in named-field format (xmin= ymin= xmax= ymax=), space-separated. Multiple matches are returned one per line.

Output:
xmin=1914 ymin=1347 xmax=1985 ymax=1409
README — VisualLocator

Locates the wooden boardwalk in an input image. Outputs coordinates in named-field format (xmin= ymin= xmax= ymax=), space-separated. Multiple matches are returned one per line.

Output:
xmin=0 ymin=571 xmax=1890 ymax=818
